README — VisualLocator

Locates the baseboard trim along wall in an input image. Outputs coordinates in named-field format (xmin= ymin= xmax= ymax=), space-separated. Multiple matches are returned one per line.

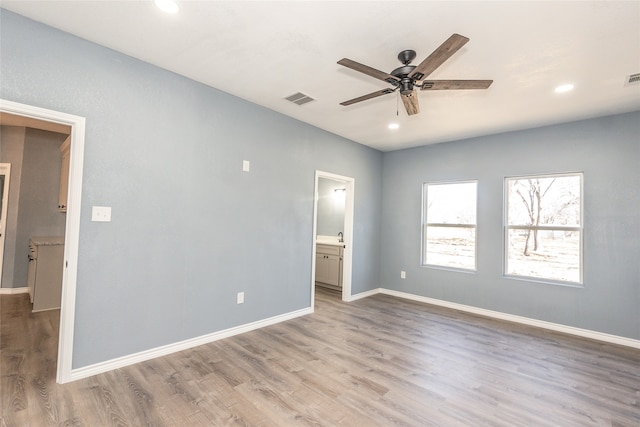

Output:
xmin=67 ymin=285 xmax=639 ymax=381
xmin=346 ymin=288 xmax=379 ymax=302
xmin=369 ymin=288 xmax=640 ymax=350
xmin=0 ymin=286 xmax=29 ymax=295
xmin=70 ymin=306 xmax=313 ymax=382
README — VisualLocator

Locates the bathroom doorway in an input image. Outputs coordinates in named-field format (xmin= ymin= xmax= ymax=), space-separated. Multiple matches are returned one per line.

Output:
xmin=0 ymin=99 xmax=85 ymax=384
xmin=312 ymin=171 xmax=354 ymax=306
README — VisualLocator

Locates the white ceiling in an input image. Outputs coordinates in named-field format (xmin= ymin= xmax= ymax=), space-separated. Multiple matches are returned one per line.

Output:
xmin=2 ymin=1 xmax=639 ymax=151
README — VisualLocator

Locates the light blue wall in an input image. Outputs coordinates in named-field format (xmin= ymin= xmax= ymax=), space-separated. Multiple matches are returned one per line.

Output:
xmin=381 ymin=112 xmax=640 ymax=339
xmin=0 ymin=10 xmax=382 ymax=368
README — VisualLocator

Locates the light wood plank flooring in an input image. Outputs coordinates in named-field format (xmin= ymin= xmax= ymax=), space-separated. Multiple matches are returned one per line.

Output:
xmin=2 ymin=288 xmax=639 ymax=426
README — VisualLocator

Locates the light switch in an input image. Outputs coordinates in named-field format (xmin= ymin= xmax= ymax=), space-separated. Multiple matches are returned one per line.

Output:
xmin=242 ymin=160 xmax=250 ymax=172
xmin=92 ymin=206 xmax=112 ymax=222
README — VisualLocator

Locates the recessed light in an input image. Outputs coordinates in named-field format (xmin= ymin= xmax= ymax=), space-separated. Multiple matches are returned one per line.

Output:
xmin=388 ymin=123 xmax=400 ymax=130
xmin=154 ymin=0 xmax=179 ymax=14
xmin=554 ymin=83 xmax=574 ymax=93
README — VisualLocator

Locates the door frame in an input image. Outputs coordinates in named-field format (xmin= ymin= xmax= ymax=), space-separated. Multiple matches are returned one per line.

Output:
xmin=0 ymin=163 xmax=11 ymax=284
xmin=311 ymin=170 xmax=355 ymax=306
xmin=0 ymin=99 xmax=85 ymax=384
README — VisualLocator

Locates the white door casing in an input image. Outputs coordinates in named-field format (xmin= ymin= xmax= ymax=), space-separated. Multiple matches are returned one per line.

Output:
xmin=0 ymin=99 xmax=85 ymax=384
xmin=311 ymin=170 xmax=355 ymax=306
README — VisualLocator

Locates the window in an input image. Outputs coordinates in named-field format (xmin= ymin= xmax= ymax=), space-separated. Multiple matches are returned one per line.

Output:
xmin=422 ymin=181 xmax=477 ymax=270
xmin=505 ymin=173 xmax=582 ymax=284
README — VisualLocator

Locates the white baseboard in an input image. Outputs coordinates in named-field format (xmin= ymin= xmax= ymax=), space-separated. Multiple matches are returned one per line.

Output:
xmin=377 ymin=288 xmax=640 ymax=349
xmin=0 ymin=286 xmax=28 ymax=295
xmin=347 ymin=288 xmax=381 ymax=301
xmin=70 ymin=306 xmax=313 ymax=382
xmin=65 ymin=287 xmax=640 ymax=382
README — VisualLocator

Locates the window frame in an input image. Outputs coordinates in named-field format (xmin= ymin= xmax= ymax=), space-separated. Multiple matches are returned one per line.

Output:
xmin=503 ymin=172 xmax=584 ymax=286
xmin=421 ymin=180 xmax=478 ymax=272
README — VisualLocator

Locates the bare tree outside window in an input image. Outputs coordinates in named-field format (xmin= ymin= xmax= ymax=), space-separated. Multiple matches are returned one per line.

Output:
xmin=506 ymin=173 xmax=582 ymax=284
xmin=512 ymin=178 xmax=557 ymax=255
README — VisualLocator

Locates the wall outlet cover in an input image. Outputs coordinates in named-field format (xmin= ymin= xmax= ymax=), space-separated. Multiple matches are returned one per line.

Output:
xmin=91 ymin=206 xmax=112 ymax=222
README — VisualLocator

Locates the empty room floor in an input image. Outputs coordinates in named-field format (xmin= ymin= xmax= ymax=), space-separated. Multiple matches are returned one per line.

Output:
xmin=1 ymin=288 xmax=639 ymax=426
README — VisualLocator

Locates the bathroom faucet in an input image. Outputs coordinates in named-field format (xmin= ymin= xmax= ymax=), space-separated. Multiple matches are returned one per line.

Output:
xmin=338 ymin=232 xmax=343 ymax=243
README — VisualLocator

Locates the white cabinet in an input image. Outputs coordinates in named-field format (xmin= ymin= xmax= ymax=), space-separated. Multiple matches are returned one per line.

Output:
xmin=316 ymin=244 xmax=343 ymax=290
xmin=58 ymin=136 xmax=70 ymax=212
xmin=27 ymin=237 xmax=65 ymax=312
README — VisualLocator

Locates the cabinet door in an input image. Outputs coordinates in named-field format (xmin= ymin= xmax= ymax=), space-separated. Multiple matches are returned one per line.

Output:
xmin=325 ymin=254 xmax=341 ymax=287
xmin=316 ymin=253 xmax=329 ymax=284
xmin=32 ymin=245 xmax=64 ymax=312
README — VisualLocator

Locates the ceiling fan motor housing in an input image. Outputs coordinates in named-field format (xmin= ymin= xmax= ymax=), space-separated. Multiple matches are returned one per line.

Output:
xmin=391 ymin=65 xmax=416 ymax=78
xmin=400 ymin=79 xmax=414 ymax=95
xmin=391 ymin=65 xmax=418 ymax=95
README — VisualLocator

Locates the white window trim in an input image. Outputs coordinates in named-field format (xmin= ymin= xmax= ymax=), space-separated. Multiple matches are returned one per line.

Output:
xmin=503 ymin=172 xmax=584 ymax=286
xmin=422 ymin=180 xmax=478 ymax=271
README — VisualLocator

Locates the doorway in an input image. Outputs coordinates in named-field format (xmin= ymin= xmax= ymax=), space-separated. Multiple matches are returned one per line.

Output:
xmin=0 ymin=99 xmax=85 ymax=384
xmin=312 ymin=171 xmax=354 ymax=306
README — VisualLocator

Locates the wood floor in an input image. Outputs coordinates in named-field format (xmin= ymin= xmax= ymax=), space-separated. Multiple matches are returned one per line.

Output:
xmin=1 ymin=288 xmax=639 ymax=426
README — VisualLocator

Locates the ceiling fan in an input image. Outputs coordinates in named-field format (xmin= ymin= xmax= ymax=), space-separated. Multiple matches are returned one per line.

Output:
xmin=337 ymin=33 xmax=493 ymax=116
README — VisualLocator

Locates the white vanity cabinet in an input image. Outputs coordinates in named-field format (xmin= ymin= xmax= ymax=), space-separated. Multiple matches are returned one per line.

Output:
xmin=315 ymin=244 xmax=343 ymax=290
xmin=27 ymin=237 xmax=65 ymax=312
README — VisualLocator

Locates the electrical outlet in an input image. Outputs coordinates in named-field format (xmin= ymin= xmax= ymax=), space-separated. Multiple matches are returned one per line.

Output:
xmin=237 ymin=292 xmax=245 ymax=304
xmin=400 ymin=271 xmax=406 ymax=279
xmin=242 ymin=160 xmax=250 ymax=172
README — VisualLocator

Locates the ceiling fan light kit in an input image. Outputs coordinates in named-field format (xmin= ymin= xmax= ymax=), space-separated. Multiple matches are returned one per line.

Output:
xmin=338 ymin=33 xmax=493 ymax=116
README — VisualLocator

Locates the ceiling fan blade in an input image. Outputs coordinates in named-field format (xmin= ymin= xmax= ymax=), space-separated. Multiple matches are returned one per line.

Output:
xmin=409 ymin=33 xmax=469 ymax=81
xmin=401 ymin=90 xmax=420 ymax=115
xmin=340 ymin=88 xmax=396 ymax=106
xmin=338 ymin=58 xmax=400 ymax=85
xmin=421 ymin=80 xmax=493 ymax=90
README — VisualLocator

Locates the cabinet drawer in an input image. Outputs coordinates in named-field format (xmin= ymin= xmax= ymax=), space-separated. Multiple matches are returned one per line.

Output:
xmin=316 ymin=244 xmax=341 ymax=256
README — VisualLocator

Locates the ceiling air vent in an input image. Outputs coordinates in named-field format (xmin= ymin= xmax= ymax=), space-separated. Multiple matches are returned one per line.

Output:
xmin=285 ymin=92 xmax=315 ymax=106
xmin=625 ymin=73 xmax=640 ymax=86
